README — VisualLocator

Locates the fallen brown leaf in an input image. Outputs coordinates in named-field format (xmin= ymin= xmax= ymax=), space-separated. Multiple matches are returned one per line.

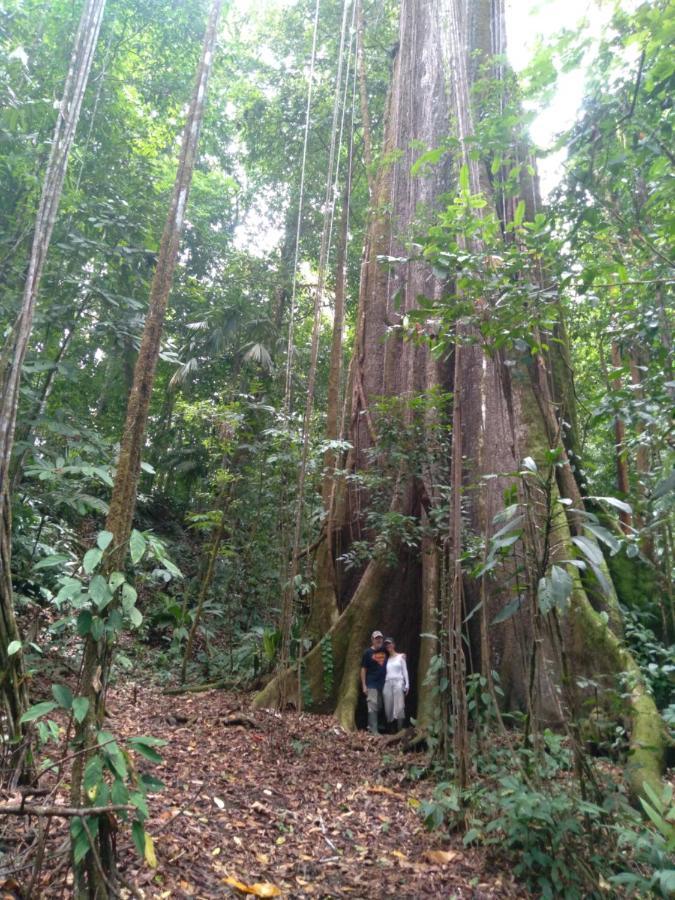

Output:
xmin=424 ymin=849 xmax=459 ymax=865
xmin=223 ymin=875 xmax=282 ymax=897
xmin=367 ymin=785 xmax=405 ymax=799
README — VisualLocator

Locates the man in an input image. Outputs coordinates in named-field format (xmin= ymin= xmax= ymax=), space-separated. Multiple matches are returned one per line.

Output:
xmin=360 ymin=630 xmax=388 ymax=734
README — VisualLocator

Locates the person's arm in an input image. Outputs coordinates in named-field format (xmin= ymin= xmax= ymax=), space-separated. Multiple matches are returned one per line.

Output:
xmin=360 ymin=665 xmax=367 ymax=694
xmin=401 ymin=655 xmax=409 ymax=693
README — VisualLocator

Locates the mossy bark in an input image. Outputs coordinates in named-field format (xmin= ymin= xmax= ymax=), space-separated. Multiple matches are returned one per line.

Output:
xmin=570 ymin=587 xmax=665 ymax=799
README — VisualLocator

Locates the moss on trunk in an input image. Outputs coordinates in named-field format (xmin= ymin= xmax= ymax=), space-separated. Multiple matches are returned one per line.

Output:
xmin=570 ymin=587 xmax=666 ymax=800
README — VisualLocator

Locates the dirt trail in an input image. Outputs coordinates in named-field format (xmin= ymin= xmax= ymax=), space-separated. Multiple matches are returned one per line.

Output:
xmin=104 ymin=682 xmax=521 ymax=898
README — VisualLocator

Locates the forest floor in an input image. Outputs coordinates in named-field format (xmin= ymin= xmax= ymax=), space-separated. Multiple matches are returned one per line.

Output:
xmin=11 ymin=680 xmax=527 ymax=899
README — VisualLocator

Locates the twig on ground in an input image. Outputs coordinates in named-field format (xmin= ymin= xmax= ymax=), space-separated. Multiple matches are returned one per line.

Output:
xmin=0 ymin=803 xmax=133 ymax=817
xmin=318 ymin=813 xmax=338 ymax=853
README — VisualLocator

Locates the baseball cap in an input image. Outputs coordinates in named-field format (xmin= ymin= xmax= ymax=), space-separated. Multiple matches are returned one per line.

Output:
xmin=371 ymin=630 xmax=383 ymax=639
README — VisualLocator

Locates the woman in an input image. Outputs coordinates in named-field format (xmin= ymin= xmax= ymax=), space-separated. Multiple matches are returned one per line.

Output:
xmin=383 ymin=637 xmax=408 ymax=732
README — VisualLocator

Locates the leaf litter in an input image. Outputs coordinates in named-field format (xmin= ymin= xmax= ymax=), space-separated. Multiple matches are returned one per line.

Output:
xmin=8 ymin=681 xmax=525 ymax=897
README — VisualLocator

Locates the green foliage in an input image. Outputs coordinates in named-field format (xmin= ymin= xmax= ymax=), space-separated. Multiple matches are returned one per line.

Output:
xmin=467 ymin=776 xmax=610 ymax=899
xmin=420 ymin=739 xmax=675 ymax=899
xmin=611 ymin=782 xmax=675 ymax=897
xmin=72 ymin=730 xmax=165 ymax=868
xmin=621 ymin=607 xmax=675 ymax=712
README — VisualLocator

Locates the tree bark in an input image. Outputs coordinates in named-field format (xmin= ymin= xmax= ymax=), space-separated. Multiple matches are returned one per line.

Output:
xmin=309 ymin=141 xmax=355 ymax=641
xmin=355 ymin=0 xmax=374 ymax=198
xmin=257 ymin=0 xmax=665 ymax=800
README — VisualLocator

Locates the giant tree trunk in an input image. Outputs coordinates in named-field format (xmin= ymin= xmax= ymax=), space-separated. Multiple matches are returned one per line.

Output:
xmin=256 ymin=0 xmax=665 ymax=799
xmin=0 ymin=0 xmax=107 ymax=783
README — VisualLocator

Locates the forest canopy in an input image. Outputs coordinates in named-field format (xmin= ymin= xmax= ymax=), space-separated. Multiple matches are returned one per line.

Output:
xmin=0 ymin=0 xmax=673 ymax=896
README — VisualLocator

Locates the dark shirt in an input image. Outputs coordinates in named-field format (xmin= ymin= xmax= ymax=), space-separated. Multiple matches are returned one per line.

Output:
xmin=361 ymin=646 xmax=387 ymax=690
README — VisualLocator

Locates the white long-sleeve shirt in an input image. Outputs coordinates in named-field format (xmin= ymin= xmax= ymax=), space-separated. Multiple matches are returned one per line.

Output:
xmin=384 ymin=653 xmax=409 ymax=691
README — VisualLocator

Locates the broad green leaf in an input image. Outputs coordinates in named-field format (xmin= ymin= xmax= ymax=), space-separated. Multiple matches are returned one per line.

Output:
xmin=491 ymin=533 xmax=521 ymax=551
xmin=130 ymin=790 xmax=150 ymax=819
xmin=77 ymin=610 xmax=93 ymax=636
xmin=588 ymin=560 xmax=612 ymax=596
xmin=550 ymin=564 xmax=574 ymax=608
xmin=72 ymin=697 xmax=90 ymax=724
xmin=20 ymin=701 xmax=58 ymax=723
xmin=140 ymin=773 xmax=164 ymax=791
xmin=32 ymin=553 xmax=71 ymax=571
xmin=128 ymin=607 xmax=143 ymax=628
xmin=122 ymin=582 xmax=137 ymax=610
xmin=97 ymin=530 xmax=114 ymax=551
xmin=108 ymin=571 xmax=125 ymax=591
xmin=52 ymin=683 xmax=73 ymax=709
xmin=132 ymin=819 xmax=146 ymax=857
xmin=102 ymin=741 xmax=127 ymax=780
xmin=84 ymin=755 xmax=103 ymax=792
xmin=571 ymin=535 xmax=605 ymax=567
xmin=83 ymin=547 xmax=103 ymax=574
xmin=491 ymin=515 xmax=524 ymax=541
xmin=411 ymin=147 xmax=445 ymax=176
xmin=513 ymin=199 xmax=526 ymax=227
xmin=538 ymin=576 xmax=555 ymax=615
xmin=521 ymin=456 xmax=538 ymax=473
xmin=584 ymin=523 xmax=620 ymax=555
xmin=93 ymin=466 xmax=113 ymax=486
xmin=55 ymin=577 xmax=84 ymax=605
xmin=130 ymin=530 xmax=146 ymax=564
xmin=7 ymin=640 xmax=21 ymax=656
xmin=589 ymin=496 xmax=632 ymax=515
xmin=111 ymin=778 xmax=129 ymax=806
xmin=160 ymin=558 xmax=182 ymax=579
xmin=88 ymin=574 xmax=113 ymax=610
xmin=129 ymin=735 xmax=166 ymax=748
xmin=71 ymin=818 xmax=91 ymax=865
xmin=492 ymin=595 xmax=523 ymax=625
xmin=107 ymin=609 xmax=124 ymax=635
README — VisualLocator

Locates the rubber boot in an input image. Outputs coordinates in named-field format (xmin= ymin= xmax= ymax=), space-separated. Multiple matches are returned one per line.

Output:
xmin=368 ymin=711 xmax=379 ymax=734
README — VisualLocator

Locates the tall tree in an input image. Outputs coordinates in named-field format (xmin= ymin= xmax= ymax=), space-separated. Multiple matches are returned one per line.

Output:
xmin=0 ymin=0 xmax=106 ymax=781
xmin=255 ymin=0 xmax=664 ymax=800
xmin=69 ymin=0 xmax=223 ymax=893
